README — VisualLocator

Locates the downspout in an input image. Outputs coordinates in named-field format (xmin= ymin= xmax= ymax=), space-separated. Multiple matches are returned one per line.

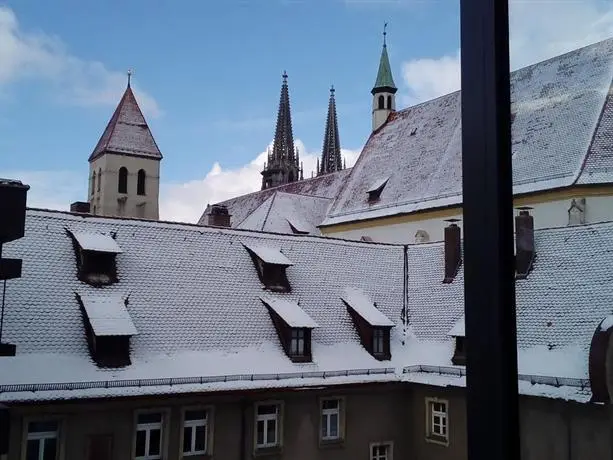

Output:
xmin=402 ymin=244 xmax=409 ymax=342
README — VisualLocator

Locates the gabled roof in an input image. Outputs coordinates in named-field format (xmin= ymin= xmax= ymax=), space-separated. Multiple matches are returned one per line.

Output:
xmin=324 ymin=38 xmax=613 ymax=227
xmin=89 ymin=85 xmax=162 ymax=162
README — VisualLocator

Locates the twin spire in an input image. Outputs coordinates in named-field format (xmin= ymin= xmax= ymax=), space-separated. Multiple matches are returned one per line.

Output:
xmin=318 ymin=86 xmax=343 ymax=176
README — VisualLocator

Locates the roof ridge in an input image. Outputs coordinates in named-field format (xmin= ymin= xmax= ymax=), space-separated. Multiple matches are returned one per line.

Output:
xmin=261 ymin=191 xmax=278 ymax=231
xmin=89 ymin=89 xmax=128 ymax=161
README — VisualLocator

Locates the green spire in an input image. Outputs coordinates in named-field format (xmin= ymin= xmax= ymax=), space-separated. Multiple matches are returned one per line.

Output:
xmin=372 ymin=23 xmax=397 ymax=95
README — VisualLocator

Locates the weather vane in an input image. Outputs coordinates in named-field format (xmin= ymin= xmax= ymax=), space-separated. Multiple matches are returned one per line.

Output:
xmin=127 ymin=69 xmax=133 ymax=87
xmin=383 ymin=22 xmax=388 ymax=46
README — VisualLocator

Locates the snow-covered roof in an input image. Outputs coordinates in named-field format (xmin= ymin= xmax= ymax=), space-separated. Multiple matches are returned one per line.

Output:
xmin=260 ymin=296 xmax=319 ymax=328
xmin=69 ymin=231 xmax=123 ymax=253
xmin=2 ymin=209 xmax=612 ymax=403
xmin=89 ymin=86 xmax=162 ymax=162
xmin=237 ymin=192 xmax=330 ymax=235
xmin=367 ymin=177 xmax=390 ymax=194
xmin=77 ymin=293 xmax=138 ymax=337
xmin=447 ymin=316 xmax=465 ymax=337
xmin=199 ymin=169 xmax=350 ymax=228
xmin=242 ymin=242 xmax=294 ymax=265
xmin=323 ymin=38 xmax=613 ymax=226
xmin=341 ymin=287 xmax=395 ymax=327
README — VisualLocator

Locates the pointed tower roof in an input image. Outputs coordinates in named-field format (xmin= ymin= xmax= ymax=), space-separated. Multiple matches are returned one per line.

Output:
xmin=89 ymin=77 xmax=162 ymax=162
xmin=319 ymin=86 xmax=342 ymax=176
xmin=271 ymin=71 xmax=296 ymax=162
xmin=372 ymin=24 xmax=397 ymax=95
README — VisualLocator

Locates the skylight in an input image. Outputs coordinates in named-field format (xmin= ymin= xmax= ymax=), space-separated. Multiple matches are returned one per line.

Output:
xmin=341 ymin=287 xmax=394 ymax=327
xmin=70 ymin=231 xmax=123 ymax=253
xmin=260 ymin=296 xmax=319 ymax=328
xmin=77 ymin=293 xmax=137 ymax=337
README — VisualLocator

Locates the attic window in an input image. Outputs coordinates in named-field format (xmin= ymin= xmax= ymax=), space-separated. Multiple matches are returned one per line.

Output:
xmin=68 ymin=230 xmax=122 ymax=286
xmin=260 ymin=297 xmax=318 ymax=362
xmin=410 ymin=127 xmax=417 ymax=136
xmin=243 ymin=243 xmax=293 ymax=292
xmin=76 ymin=293 xmax=137 ymax=368
xmin=367 ymin=177 xmax=389 ymax=203
xmin=286 ymin=218 xmax=311 ymax=235
xmin=448 ymin=316 xmax=466 ymax=366
xmin=341 ymin=287 xmax=394 ymax=360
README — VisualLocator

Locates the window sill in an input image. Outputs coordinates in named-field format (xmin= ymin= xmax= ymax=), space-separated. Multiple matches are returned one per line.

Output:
xmin=253 ymin=445 xmax=282 ymax=457
xmin=319 ymin=437 xmax=344 ymax=449
xmin=182 ymin=454 xmax=211 ymax=460
xmin=426 ymin=435 xmax=449 ymax=447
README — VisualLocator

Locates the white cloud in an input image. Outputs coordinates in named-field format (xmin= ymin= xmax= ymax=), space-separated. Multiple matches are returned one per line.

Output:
xmin=159 ymin=140 xmax=360 ymax=223
xmin=401 ymin=0 xmax=613 ymax=105
xmin=0 ymin=6 xmax=161 ymax=117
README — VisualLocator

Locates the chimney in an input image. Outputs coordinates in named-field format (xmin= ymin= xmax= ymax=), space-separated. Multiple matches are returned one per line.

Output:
xmin=443 ymin=218 xmax=462 ymax=283
xmin=515 ymin=207 xmax=535 ymax=279
xmin=70 ymin=201 xmax=91 ymax=214
xmin=208 ymin=204 xmax=231 ymax=227
xmin=0 ymin=178 xmax=30 ymax=357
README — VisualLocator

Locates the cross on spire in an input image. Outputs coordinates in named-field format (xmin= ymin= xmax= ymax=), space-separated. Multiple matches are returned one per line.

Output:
xmin=383 ymin=22 xmax=388 ymax=46
xmin=127 ymin=69 xmax=133 ymax=88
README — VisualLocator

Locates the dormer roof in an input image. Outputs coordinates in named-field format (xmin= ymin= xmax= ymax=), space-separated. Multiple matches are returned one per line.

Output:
xmin=89 ymin=85 xmax=162 ymax=162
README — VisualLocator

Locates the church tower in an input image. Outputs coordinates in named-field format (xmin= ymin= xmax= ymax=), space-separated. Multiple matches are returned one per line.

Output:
xmin=317 ymin=86 xmax=344 ymax=176
xmin=261 ymin=72 xmax=303 ymax=190
xmin=88 ymin=72 xmax=162 ymax=220
xmin=372 ymin=24 xmax=397 ymax=132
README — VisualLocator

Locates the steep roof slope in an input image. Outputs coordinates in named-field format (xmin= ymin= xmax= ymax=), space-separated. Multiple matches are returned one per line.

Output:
xmin=89 ymin=86 xmax=162 ymax=162
xmin=323 ymin=38 xmax=613 ymax=226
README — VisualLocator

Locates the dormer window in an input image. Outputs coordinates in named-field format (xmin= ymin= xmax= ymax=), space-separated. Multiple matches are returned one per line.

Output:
xmin=76 ymin=293 xmax=137 ymax=367
xmin=341 ymin=288 xmax=394 ymax=360
xmin=260 ymin=296 xmax=318 ymax=362
xmin=243 ymin=243 xmax=293 ymax=292
xmin=367 ymin=177 xmax=390 ymax=203
xmin=448 ymin=316 xmax=466 ymax=365
xmin=68 ymin=230 xmax=122 ymax=286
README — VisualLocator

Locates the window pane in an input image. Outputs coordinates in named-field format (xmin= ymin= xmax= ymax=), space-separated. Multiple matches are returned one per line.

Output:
xmin=138 ymin=413 xmax=162 ymax=424
xmin=28 ymin=421 xmax=58 ymax=433
xmin=267 ymin=419 xmax=277 ymax=445
xmin=257 ymin=404 xmax=276 ymax=415
xmin=256 ymin=420 xmax=265 ymax=445
xmin=322 ymin=399 xmax=339 ymax=410
xmin=43 ymin=438 xmax=57 ymax=460
xmin=185 ymin=410 xmax=206 ymax=421
xmin=26 ymin=439 xmax=40 ymax=460
xmin=149 ymin=429 xmax=161 ymax=456
xmin=330 ymin=413 xmax=338 ymax=437
xmin=183 ymin=426 xmax=192 ymax=453
xmin=194 ymin=425 xmax=207 ymax=452
xmin=321 ymin=414 xmax=327 ymax=438
xmin=135 ymin=430 xmax=146 ymax=457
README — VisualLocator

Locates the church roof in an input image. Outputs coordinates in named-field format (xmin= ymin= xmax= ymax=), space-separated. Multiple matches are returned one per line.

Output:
xmin=1 ymin=208 xmax=612 ymax=402
xmin=88 ymin=85 xmax=162 ymax=162
xmin=323 ymin=37 xmax=613 ymax=227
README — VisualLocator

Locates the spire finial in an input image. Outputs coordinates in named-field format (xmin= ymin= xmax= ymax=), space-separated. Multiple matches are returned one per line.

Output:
xmin=282 ymin=70 xmax=288 ymax=83
xmin=127 ymin=69 xmax=133 ymax=88
xmin=383 ymin=22 xmax=388 ymax=47
xmin=330 ymin=84 xmax=335 ymax=95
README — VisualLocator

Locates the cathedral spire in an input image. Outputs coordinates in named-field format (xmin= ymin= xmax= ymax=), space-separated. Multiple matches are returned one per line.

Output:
xmin=260 ymin=72 xmax=301 ymax=190
xmin=318 ymin=85 xmax=343 ymax=176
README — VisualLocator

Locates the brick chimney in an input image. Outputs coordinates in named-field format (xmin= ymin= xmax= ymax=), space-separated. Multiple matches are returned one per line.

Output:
xmin=443 ymin=218 xmax=462 ymax=283
xmin=0 ymin=178 xmax=30 ymax=357
xmin=70 ymin=201 xmax=91 ymax=214
xmin=207 ymin=204 xmax=231 ymax=227
xmin=515 ymin=207 xmax=535 ymax=279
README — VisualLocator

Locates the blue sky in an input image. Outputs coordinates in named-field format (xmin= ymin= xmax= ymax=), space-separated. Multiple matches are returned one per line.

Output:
xmin=1 ymin=0 xmax=612 ymax=221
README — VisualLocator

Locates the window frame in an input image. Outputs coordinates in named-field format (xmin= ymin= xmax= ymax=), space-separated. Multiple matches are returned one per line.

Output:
xmin=372 ymin=328 xmax=385 ymax=355
xmin=425 ymin=397 xmax=449 ymax=446
xmin=118 ymin=167 xmax=128 ymax=194
xmin=21 ymin=417 xmax=64 ymax=460
xmin=179 ymin=405 xmax=214 ymax=458
xmin=253 ymin=401 xmax=283 ymax=453
xmin=289 ymin=328 xmax=305 ymax=357
xmin=132 ymin=409 xmax=169 ymax=460
xmin=137 ymin=169 xmax=146 ymax=196
xmin=319 ymin=396 xmax=345 ymax=445
xmin=369 ymin=441 xmax=393 ymax=460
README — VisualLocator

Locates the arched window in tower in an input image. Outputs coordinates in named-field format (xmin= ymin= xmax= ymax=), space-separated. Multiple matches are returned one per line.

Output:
xmin=97 ymin=168 xmax=101 ymax=192
xmin=387 ymin=95 xmax=392 ymax=109
xmin=91 ymin=171 xmax=96 ymax=196
xmin=118 ymin=167 xmax=128 ymax=194
xmin=378 ymin=95 xmax=385 ymax=110
xmin=137 ymin=169 xmax=146 ymax=196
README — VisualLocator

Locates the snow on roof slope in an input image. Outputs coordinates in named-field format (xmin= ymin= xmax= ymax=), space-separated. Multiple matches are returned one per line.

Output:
xmin=447 ymin=316 xmax=465 ymax=337
xmin=2 ymin=209 xmax=613 ymax=402
xmin=198 ymin=169 xmax=350 ymax=227
xmin=341 ymin=287 xmax=395 ymax=327
xmin=324 ymin=38 xmax=613 ymax=226
xmin=237 ymin=192 xmax=330 ymax=235
xmin=77 ymin=293 xmax=138 ymax=336
xmin=260 ymin=296 xmax=319 ymax=328
xmin=242 ymin=242 xmax=294 ymax=265
xmin=70 ymin=231 xmax=123 ymax=253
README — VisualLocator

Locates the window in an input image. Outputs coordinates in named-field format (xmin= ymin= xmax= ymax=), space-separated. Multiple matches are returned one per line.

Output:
xmin=426 ymin=398 xmax=449 ymax=444
xmin=378 ymin=95 xmax=385 ymax=109
xmin=97 ymin=168 xmax=101 ymax=192
xmin=118 ymin=167 xmax=128 ymax=194
xmin=290 ymin=328 xmax=305 ymax=356
xmin=137 ymin=169 xmax=146 ymax=196
xmin=370 ymin=442 xmax=392 ymax=460
xmin=182 ymin=409 xmax=207 ymax=456
xmin=387 ymin=95 xmax=392 ymax=109
xmin=134 ymin=412 xmax=163 ymax=460
xmin=25 ymin=421 xmax=59 ymax=460
xmin=255 ymin=403 xmax=279 ymax=449
xmin=91 ymin=171 xmax=96 ymax=196
xmin=321 ymin=399 xmax=340 ymax=441
xmin=373 ymin=328 xmax=385 ymax=354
